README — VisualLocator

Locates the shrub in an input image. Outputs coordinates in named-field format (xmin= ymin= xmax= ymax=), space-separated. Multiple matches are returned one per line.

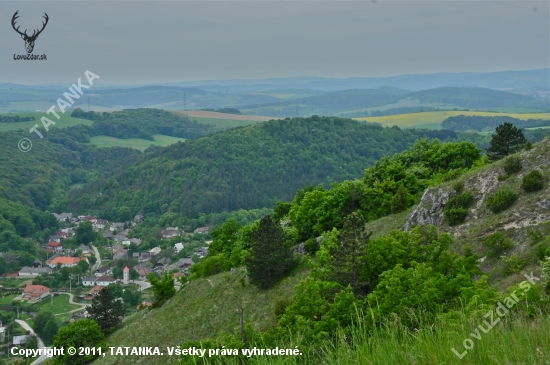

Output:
xmin=521 ymin=170 xmax=544 ymax=192
xmin=482 ymin=231 xmax=513 ymax=258
xmin=503 ymin=156 xmax=522 ymax=175
xmin=486 ymin=188 xmax=518 ymax=213
xmin=305 ymin=237 xmax=319 ymax=255
xmin=535 ymin=241 xmax=550 ymax=260
xmin=452 ymin=181 xmax=464 ymax=193
xmin=500 ymin=254 xmax=526 ymax=276
xmin=444 ymin=192 xmax=473 ymax=226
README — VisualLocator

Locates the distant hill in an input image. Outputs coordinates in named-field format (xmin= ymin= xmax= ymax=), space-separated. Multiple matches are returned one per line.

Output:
xmin=169 ymin=68 xmax=550 ymax=91
xmin=240 ymin=87 xmax=547 ymax=118
xmin=65 ymin=116 xmax=456 ymax=219
xmin=409 ymin=87 xmax=545 ymax=109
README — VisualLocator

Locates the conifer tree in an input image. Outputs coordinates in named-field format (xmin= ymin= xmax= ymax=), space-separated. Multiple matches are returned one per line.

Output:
xmin=86 ymin=287 xmax=126 ymax=334
xmin=390 ymin=184 xmax=408 ymax=213
xmin=329 ymin=212 xmax=371 ymax=295
xmin=487 ymin=122 xmax=527 ymax=161
xmin=246 ymin=215 xmax=295 ymax=290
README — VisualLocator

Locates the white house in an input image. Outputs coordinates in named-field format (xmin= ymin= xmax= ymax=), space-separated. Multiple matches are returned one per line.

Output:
xmin=93 ymin=219 xmax=108 ymax=230
xmin=18 ymin=267 xmax=52 ymax=277
xmin=82 ymin=277 xmax=98 ymax=286
xmin=122 ymin=238 xmax=142 ymax=246
xmin=47 ymin=257 xmax=86 ymax=268
xmin=149 ymin=247 xmax=161 ymax=256
xmin=96 ymin=276 xmax=116 ymax=286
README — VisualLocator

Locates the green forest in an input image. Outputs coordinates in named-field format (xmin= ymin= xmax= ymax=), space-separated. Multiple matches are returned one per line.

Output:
xmin=65 ymin=116 xmax=467 ymax=220
xmin=71 ymin=108 xmax=217 ymax=140
xmin=442 ymin=115 xmax=550 ymax=132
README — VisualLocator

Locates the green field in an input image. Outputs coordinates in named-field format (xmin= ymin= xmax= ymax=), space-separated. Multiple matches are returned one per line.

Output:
xmin=0 ymin=112 xmax=93 ymax=132
xmin=88 ymin=134 xmax=186 ymax=151
xmin=192 ymin=117 xmax=260 ymax=128
xmin=355 ymin=111 xmax=550 ymax=129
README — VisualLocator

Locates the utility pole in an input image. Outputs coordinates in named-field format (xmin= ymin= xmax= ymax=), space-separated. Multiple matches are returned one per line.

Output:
xmin=88 ymin=97 xmax=90 ymax=112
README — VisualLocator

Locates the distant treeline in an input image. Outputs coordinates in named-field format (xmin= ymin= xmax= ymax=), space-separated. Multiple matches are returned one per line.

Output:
xmin=71 ymin=108 xmax=216 ymax=140
xmin=0 ymin=116 xmax=35 ymax=123
xmin=442 ymin=115 xmax=550 ymax=132
xmin=201 ymin=108 xmax=241 ymax=115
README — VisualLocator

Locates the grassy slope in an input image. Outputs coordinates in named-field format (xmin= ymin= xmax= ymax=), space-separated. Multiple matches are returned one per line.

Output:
xmin=88 ymin=134 xmax=186 ymax=151
xmin=95 ymin=267 xmax=309 ymax=365
xmin=354 ymin=111 xmax=550 ymax=129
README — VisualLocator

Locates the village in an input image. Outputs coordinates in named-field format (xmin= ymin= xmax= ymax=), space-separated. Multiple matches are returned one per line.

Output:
xmin=0 ymin=211 xmax=211 ymax=359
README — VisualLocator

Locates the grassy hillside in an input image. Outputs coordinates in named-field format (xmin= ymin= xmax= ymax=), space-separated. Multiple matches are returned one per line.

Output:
xmin=354 ymin=111 xmax=550 ymax=130
xmin=94 ymin=267 xmax=309 ymax=365
xmin=87 ymin=134 xmax=186 ymax=151
xmin=0 ymin=112 xmax=93 ymax=132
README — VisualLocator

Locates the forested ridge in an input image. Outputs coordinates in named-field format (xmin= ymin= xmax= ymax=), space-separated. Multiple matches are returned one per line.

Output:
xmin=66 ymin=116 xmax=460 ymax=219
xmin=442 ymin=114 xmax=550 ymax=132
xmin=71 ymin=108 xmax=218 ymax=140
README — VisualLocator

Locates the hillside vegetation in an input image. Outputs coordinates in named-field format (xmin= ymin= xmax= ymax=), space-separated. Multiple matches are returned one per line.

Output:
xmin=65 ymin=116 xmax=463 ymax=220
xmin=354 ymin=111 xmax=550 ymax=130
xmin=98 ymin=137 xmax=550 ymax=365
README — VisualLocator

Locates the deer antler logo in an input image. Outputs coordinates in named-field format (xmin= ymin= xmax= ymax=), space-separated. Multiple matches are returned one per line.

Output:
xmin=12 ymin=11 xmax=49 ymax=54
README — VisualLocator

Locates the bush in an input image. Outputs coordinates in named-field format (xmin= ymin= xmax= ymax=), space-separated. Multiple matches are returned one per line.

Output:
xmin=486 ymin=188 xmax=518 ymax=213
xmin=503 ymin=156 xmax=522 ymax=175
xmin=452 ymin=181 xmax=464 ymax=193
xmin=500 ymin=254 xmax=526 ymax=276
xmin=482 ymin=231 xmax=513 ymax=258
xmin=521 ymin=170 xmax=544 ymax=192
xmin=444 ymin=192 xmax=473 ymax=226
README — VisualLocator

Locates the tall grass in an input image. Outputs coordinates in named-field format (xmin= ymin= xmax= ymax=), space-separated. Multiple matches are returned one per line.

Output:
xmin=175 ymin=308 xmax=550 ymax=365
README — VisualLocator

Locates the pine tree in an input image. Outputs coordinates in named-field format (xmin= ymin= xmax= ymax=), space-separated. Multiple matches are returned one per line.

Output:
xmin=329 ymin=212 xmax=371 ymax=295
xmin=390 ymin=184 xmax=408 ymax=213
xmin=487 ymin=122 xmax=527 ymax=161
xmin=86 ymin=287 xmax=126 ymax=334
xmin=246 ymin=215 xmax=296 ymax=290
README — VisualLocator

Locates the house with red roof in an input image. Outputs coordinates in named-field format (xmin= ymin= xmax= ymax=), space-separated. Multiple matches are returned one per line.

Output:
xmin=47 ymin=241 xmax=63 ymax=252
xmin=47 ymin=257 xmax=86 ymax=268
xmin=23 ymin=285 xmax=50 ymax=300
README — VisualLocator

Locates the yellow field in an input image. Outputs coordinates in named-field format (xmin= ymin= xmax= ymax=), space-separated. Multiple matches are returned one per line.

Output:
xmin=354 ymin=111 xmax=550 ymax=129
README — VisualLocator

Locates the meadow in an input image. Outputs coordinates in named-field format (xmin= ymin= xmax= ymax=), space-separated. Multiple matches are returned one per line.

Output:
xmin=0 ymin=112 xmax=93 ymax=132
xmin=87 ymin=134 xmax=186 ymax=151
xmin=354 ymin=111 xmax=550 ymax=129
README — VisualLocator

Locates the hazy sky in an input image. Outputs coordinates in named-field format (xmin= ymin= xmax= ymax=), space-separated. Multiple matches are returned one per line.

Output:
xmin=0 ymin=1 xmax=548 ymax=85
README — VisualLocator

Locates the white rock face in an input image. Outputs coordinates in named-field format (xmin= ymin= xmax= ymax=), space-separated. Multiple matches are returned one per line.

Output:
xmin=404 ymin=188 xmax=454 ymax=231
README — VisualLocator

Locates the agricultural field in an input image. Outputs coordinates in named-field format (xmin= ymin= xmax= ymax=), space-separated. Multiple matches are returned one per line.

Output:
xmin=87 ymin=134 xmax=186 ymax=151
xmin=0 ymin=112 xmax=93 ymax=132
xmin=355 ymin=111 xmax=550 ymax=130
xmin=172 ymin=110 xmax=277 ymax=128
